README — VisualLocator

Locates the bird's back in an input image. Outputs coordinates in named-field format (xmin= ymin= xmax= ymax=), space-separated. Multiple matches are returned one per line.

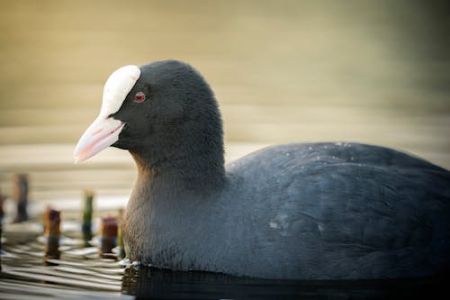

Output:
xmin=224 ymin=142 xmax=450 ymax=279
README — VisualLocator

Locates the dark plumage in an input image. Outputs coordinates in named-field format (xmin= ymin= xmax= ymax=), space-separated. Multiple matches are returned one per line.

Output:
xmin=82 ymin=60 xmax=450 ymax=279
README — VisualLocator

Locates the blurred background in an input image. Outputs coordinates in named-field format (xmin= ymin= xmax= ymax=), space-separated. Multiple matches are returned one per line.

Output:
xmin=0 ymin=0 xmax=449 ymax=215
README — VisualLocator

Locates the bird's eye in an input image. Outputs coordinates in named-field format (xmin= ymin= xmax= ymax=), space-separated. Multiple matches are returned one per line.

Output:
xmin=134 ymin=92 xmax=146 ymax=103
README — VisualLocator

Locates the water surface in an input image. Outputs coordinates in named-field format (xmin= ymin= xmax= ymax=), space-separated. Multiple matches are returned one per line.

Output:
xmin=1 ymin=221 xmax=447 ymax=299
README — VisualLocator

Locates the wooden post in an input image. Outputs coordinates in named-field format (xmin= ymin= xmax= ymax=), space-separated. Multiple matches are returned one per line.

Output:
xmin=117 ymin=209 xmax=126 ymax=259
xmin=82 ymin=190 xmax=94 ymax=245
xmin=12 ymin=174 xmax=29 ymax=223
xmin=100 ymin=216 xmax=118 ymax=257
xmin=44 ymin=207 xmax=61 ymax=259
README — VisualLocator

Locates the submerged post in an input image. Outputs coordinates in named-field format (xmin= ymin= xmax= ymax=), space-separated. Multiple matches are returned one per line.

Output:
xmin=100 ymin=216 xmax=118 ymax=257
xmin=44 ymin=207 xmax=61 ymax=259
xmin=12 ymin=174 xmax=29 ymax=223
xmin=82 ymin=190 xmax=94 ymax=246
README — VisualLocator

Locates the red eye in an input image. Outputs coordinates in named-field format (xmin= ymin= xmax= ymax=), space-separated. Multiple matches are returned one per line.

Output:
xmin=134 ymin=92 xmax=146 ymax=103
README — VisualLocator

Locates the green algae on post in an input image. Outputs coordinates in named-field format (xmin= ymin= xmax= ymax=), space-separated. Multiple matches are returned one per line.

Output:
xmin=44 ymin=207 xmax=61 ymax=259
xmin=100 ymin=216 xmax=118 ymax=258
xmin=82 ymin=190 xmax=94 ymax=246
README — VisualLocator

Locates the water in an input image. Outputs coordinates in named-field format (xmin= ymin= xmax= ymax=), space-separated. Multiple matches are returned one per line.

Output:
xmin=0 ymin=0 xmax=449 ymax=298
xmin=1 ymin=221 xmax=127 ymax=299
xmin=0 ymin=221 xmax=448 ymax=299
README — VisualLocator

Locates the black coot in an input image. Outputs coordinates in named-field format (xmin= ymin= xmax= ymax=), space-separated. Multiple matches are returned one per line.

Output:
xmin=74 ymin=60 xmax=450 ymax=280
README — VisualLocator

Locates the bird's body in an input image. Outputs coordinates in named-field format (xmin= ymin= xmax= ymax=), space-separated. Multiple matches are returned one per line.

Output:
xmin=75 ymin=60 xmax=450 ymax=280
xmin=123 ymin=142 xmax=450 ymax=279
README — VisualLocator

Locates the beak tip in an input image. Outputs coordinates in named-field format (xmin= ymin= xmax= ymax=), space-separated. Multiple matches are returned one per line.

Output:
xmin=73 ymin=154 xmax=85 ymax=164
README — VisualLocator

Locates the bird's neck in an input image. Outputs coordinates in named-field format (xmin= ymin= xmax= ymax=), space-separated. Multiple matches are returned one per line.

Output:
xmin=130 ymin=146 xmax=226 ymax=194
xmin=125 ymin=149 xmax=226 ymax=266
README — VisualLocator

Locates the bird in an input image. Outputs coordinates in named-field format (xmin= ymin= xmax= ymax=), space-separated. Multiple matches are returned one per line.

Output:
xmin=74 ymin=60 xmax=450 ymax=280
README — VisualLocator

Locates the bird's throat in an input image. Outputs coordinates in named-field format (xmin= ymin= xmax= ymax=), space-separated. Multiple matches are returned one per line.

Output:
xmin=130 ymin=150 xmax=226 ymax=195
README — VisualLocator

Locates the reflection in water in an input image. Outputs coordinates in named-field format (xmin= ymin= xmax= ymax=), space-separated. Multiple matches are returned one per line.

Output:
xmin=122 ymin=266 xmax=448 ymax=300
xmin=0 ymin=223 xmax=126 ymax=299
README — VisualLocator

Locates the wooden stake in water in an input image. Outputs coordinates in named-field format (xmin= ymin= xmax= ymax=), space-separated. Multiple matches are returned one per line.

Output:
xmin=12 ymin=174 xmax=29 ymax=223
xmin=100 ymin=216 xmax=118 ymax=257
xmin=82 ymin=190 xmax=94 ymax=245
xmin=0 ymin=187 xmax=5 ymax=221
xmin=117 ymin=209 xmax=126 ymax=259
xmin=44 ymin=207 xmax=61 ymax=259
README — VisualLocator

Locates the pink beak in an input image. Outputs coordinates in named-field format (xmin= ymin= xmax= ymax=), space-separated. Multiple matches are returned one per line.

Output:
xmin=74 ymin=116 xmax=125 ymax=163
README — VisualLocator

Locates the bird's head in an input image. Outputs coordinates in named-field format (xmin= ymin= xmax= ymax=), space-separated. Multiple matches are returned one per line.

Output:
xmin=74 ymin=60 xmax=223 ymax=166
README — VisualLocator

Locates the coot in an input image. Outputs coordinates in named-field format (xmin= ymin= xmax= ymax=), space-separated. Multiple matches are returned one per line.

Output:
xmin=74 ymin=60 xmax=450 ymax=280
